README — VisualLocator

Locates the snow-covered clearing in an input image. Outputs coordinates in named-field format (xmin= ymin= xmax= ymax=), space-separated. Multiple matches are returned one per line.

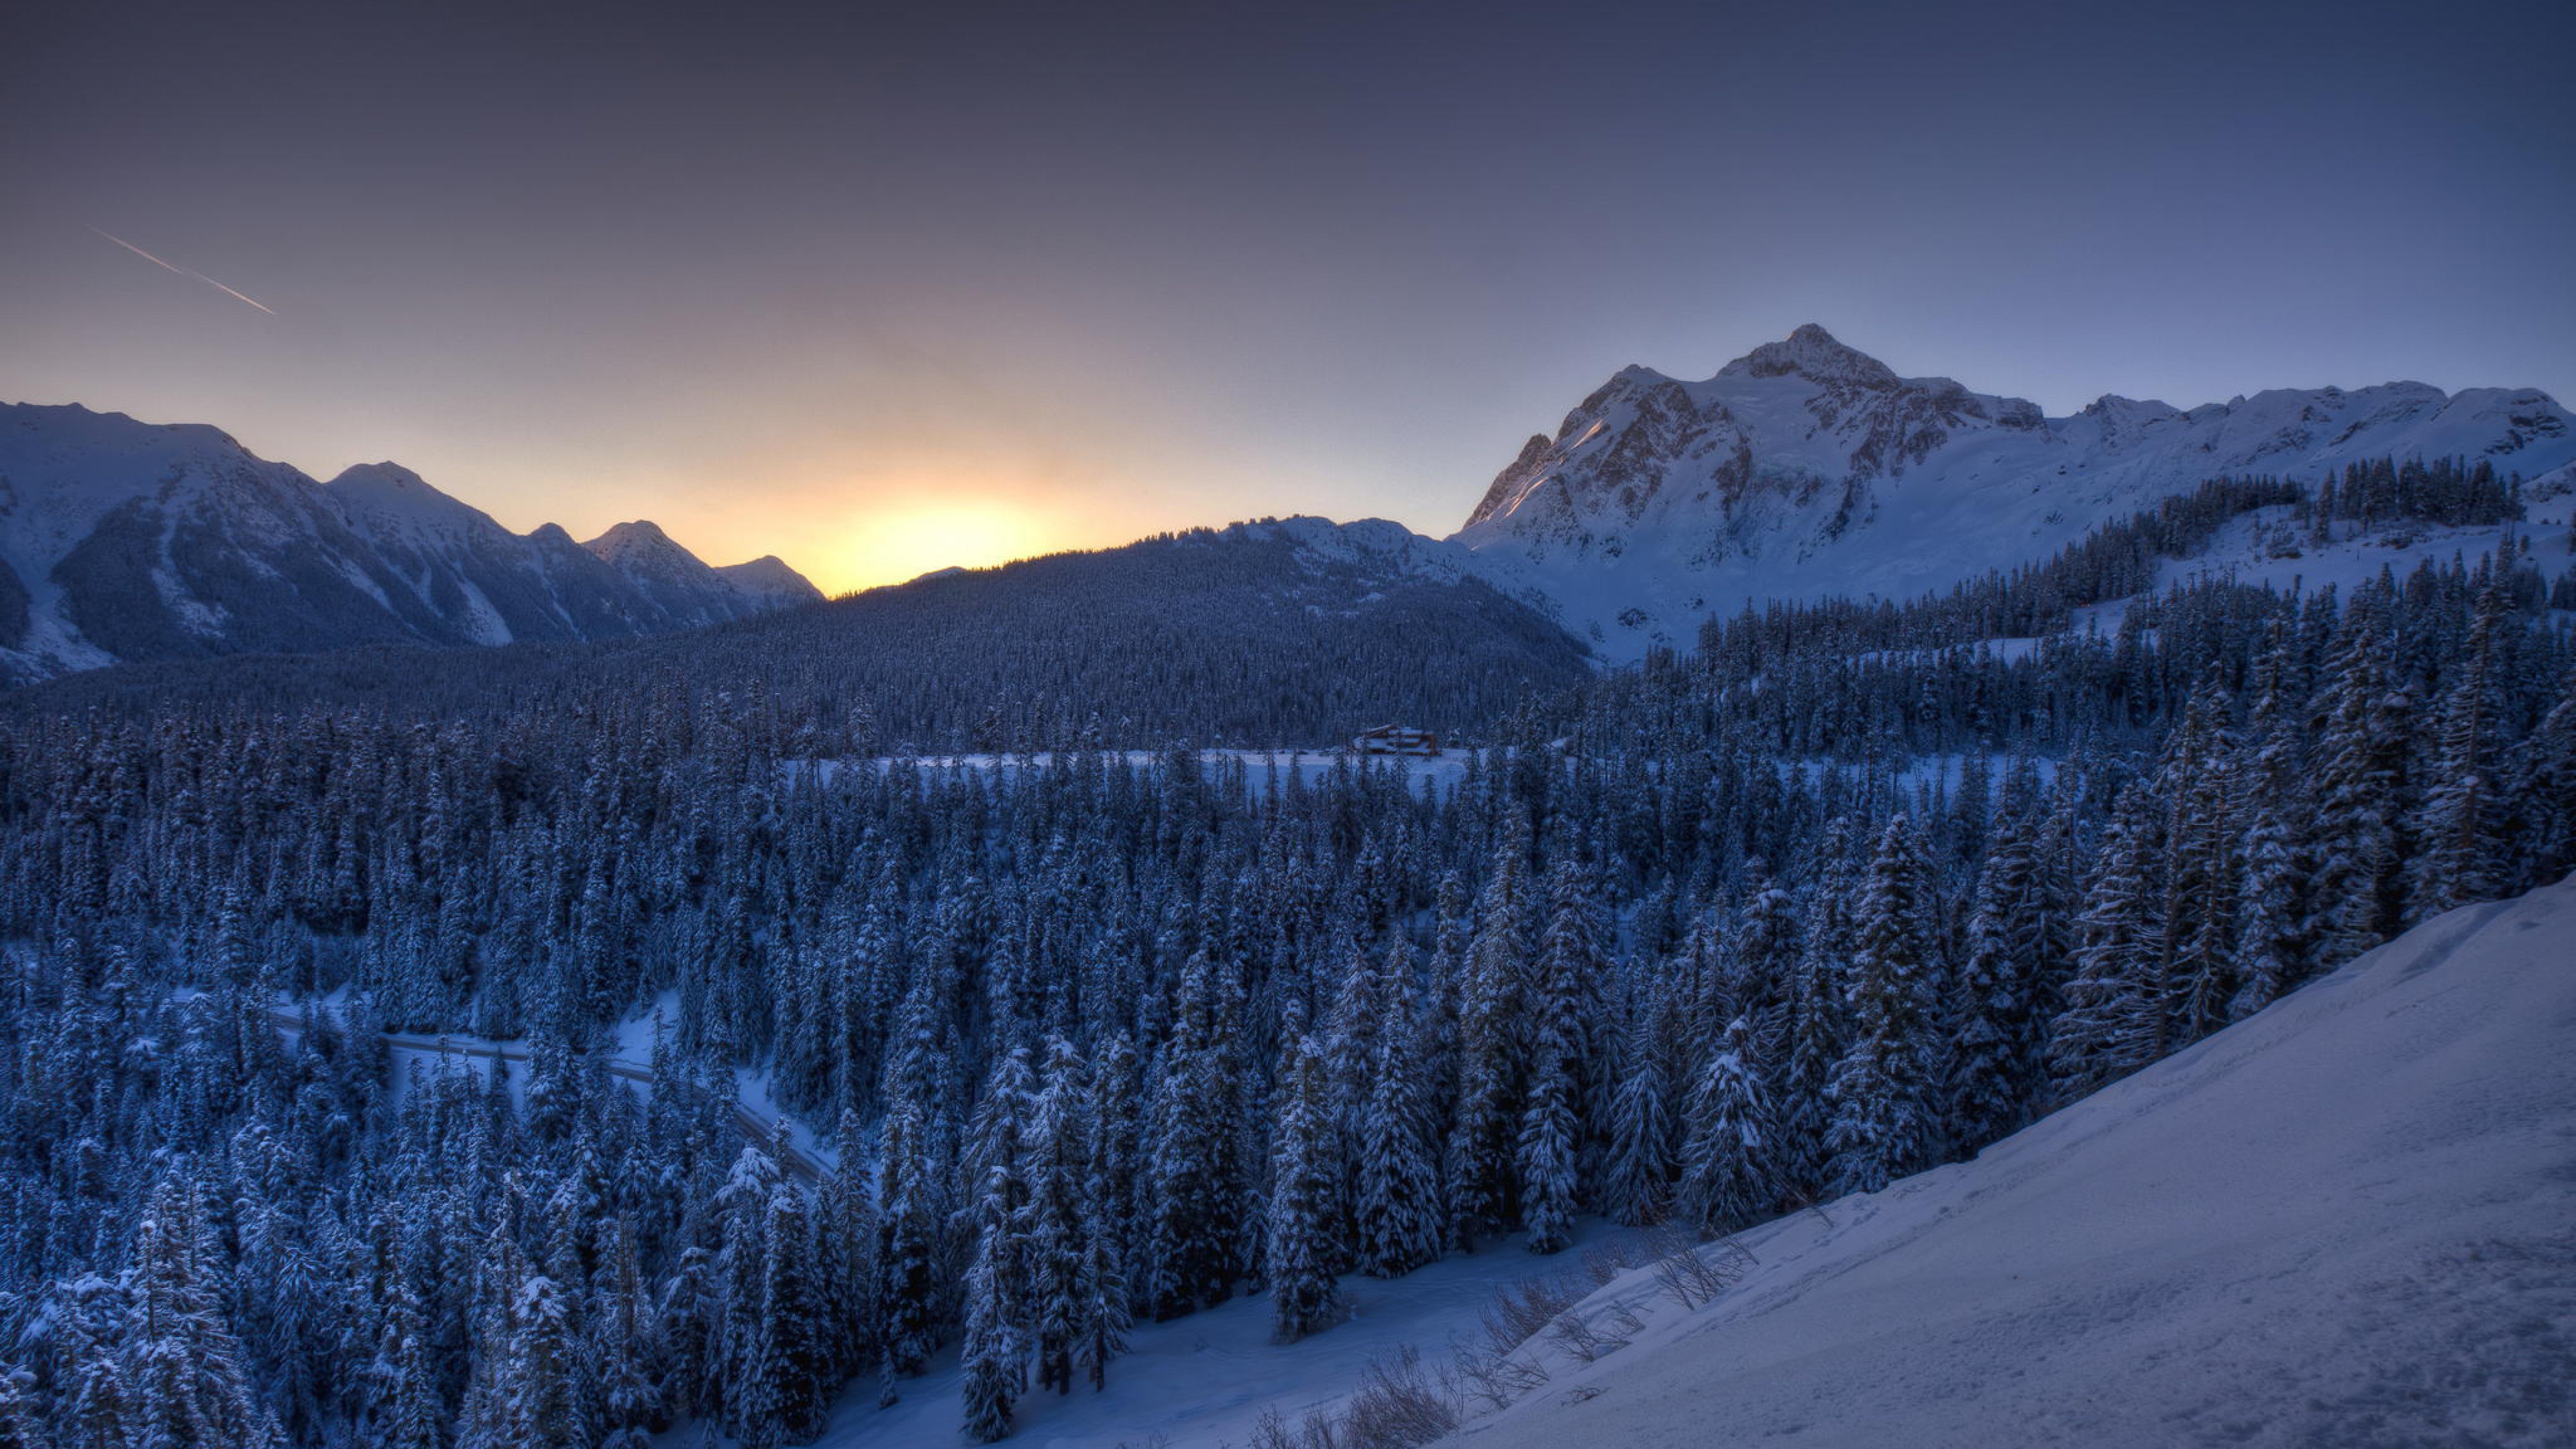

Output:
xmin=769 ymin=1221 xmax=1648 ymax=1449
xmin=2152 ymin=508 xmax=2530 ymax=600
xmin=1458 ymin=875 xmax=2576 ymax=1449
xmin=276 ymin=989 xmax=836 ymax=1180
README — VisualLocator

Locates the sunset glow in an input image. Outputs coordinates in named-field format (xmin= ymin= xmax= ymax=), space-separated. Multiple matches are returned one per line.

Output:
xmin=826 ymin=498 xmax=1064 ymax=594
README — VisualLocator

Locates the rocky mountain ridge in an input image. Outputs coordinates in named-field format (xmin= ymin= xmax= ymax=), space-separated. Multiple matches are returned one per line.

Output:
xmin=1453 ymin=325 xmax=2576 ymax=656
xmin=0 ymin=402 xmax=820 ymax=685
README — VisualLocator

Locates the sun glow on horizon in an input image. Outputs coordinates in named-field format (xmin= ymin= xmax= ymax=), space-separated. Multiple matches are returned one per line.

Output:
xmin=821 ymin=498 xmax=1069 ymax=596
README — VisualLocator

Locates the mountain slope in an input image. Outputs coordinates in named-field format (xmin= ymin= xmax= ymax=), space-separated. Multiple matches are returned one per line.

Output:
xmin=0 ymin=402 xmax=819 ymax=684
xmin=1457 ymin=326 xmax=2576 ymax=657
xmin=3 ymin=515 xmax=1592 ymax=747
xmin=1457 ymin=875 xmax=2576 ymax=1448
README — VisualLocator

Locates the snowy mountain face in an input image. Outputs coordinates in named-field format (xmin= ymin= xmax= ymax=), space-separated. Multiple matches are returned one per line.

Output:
xmin=1456 ymin=325 xmax=2576 ymax=658
xmin=0 ymin=403 xmax=820 ymax=685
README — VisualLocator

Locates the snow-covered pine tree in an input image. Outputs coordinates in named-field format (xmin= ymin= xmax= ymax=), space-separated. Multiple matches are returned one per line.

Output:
xmin=755 ymin=1181 xmax=831 ymax=1446
xmin=502 ymin=1275 xmax=581 ymax=1449
xmin=875 ymin=1087 xmax=943 ymax=1381
xmin=1352 ymin=970 xmax=1444 ymax=1276
xmin=1145 ymin=944 xmax=1248 ymax=1317
xmin=2308 ymin=578 xmax=2414 ymax=963
xmin=1516 ymin=857 xmax=1604 ymax=1254
xmin=2412 ymin=574 xmax=2511 ymax=916
xmin=2047 ymin=784 xmax=2171 ymax=1102
xmin=2162 ymin=684 xmax=2241 ymax=1041
xmin=1676 ymin=1015 xmax=1778 ymax=1234
xmin=1266 ymin=1031 xmax=1345 ymax=1340
xmin=590 ymin=1219 xmax=659 ymax=1449
xmin=1079 ymin=1032 xmax=1138 ymax=1387
xmin=957 ymin=1168 xmax=1024 ymax=1444
xmin=1445 ymin=812 xmax=1532 ymax=1250
xmin=1823 ymin=815 xmax=1939 ymax=1197
xmin=120 ymin=1190 xmax=283 ymax=1449
xmin=714 ymin=1145 xmax=780 ymax=1444
xmin=1024 ymin=1036 xmax=1092 ymax=1395
xmin=2229 ymin=629 xmax=2312 ymax=1021
xmin=2512 ymin=660 xmax=2576 ymax=883
xmin=1945 ymin=778 xmax=2043 ymax=1153
xmin=1599 ymin=997 xmax=1674 ymax=1226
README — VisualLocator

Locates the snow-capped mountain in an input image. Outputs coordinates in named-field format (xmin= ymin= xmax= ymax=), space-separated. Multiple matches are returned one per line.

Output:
xmin=0 ymin=402 xmax=820 ymax=685
xmin=581 ymin=518 xmax=822 ymax=621
xmin=1456 ymin=325 xmax=2576 ymax=657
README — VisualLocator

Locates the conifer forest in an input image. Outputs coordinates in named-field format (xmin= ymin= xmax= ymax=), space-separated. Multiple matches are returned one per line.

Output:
xmin=1 ymin=464 xmax=2571 ymax=1448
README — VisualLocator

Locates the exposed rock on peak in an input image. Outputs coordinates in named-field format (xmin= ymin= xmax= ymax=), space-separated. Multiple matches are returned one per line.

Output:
xmin=1453 ymin=329 xmax=2576 ymax=659
xmin=1717 ymin=323 xmax=1901 ymax=387
xmin=0 ymin=401 xmax=819 ymax=685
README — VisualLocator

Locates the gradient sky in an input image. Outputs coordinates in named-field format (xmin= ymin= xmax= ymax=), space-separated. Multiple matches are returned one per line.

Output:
xmin=6 ymin=0 xmax=2572 ymax=594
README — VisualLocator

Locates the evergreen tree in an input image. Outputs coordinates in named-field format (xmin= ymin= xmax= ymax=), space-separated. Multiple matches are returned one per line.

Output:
xmin=1823 ymin=816 xmax=1939 ymax=1196
xmin=2048 ymin=786 xmax=2171 ymax=1102
xmin=1024 ymin=1036 xmax=1093 ymax=1395
xmin=1599 ymin=1002 xmax=1674 ymax=1227
xmin=957 ymin=1179 xmax=1022 ymax=1444
xmin=2412 ymin=576 xmax=2511 ymax=915
xmin=1446 ymin=812 xmax=1532 ymax=1249
xmin=1947 ymin=789 xmax=2043 ymax=1152
xmin=1352 ymin=984 xmax=1445 ymax=1276
xmin=1266 ymin=1032 xmax=1344 ymax=1340
xmin=1676 ymin=1016 xmax=1777 ymax=1234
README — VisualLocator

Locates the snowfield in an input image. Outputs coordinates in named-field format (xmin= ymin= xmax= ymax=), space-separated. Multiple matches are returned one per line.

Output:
xmin=788 ymin=1222 xmax=1648 ymax=1449
xmin=1457 ymin=875 xmax=2576 ymax=1449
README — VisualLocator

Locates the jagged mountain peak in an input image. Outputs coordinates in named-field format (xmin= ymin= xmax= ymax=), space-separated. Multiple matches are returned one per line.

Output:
xmin=1716 ymin=322 xmax=1901 ymax=387
xmin=582 ymin=519 xmax=685 ymax=561
xmin=1452 ymin=329 xmax=2576 ymax=660
xmin=0 ymin=401 xmax=819 ymax=684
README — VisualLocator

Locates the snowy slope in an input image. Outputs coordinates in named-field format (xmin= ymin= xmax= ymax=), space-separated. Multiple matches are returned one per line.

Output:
xmin=0 ymin=402 xmax=819 ymax=682
xmin=1456 ymin=326 xmax=2576 ymax=658
xmin=1451 ymin=875 xmax=2576 ymax=1449
xmin=784 ymin=1221 xmax=1649 ymax=1449
xmin=700 ymin=878 xmax=2575 ymax=1449
xmin=2146 ymin=505 xmax=2570 ymax=602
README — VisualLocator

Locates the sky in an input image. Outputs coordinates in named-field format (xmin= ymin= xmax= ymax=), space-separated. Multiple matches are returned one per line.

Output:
xmin=5 ymin=0 xmax=2572 ymax=595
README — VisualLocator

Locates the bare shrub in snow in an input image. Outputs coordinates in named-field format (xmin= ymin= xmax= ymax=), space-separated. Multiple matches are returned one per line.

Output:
xmin=1444 ymin=1333 xmax=1554 ymax=1413
xmin=1244 ymin=1349 xmax=1458 ymax=1449
xmin=1647 ymin=1224 xmax=1756 ymax=1309
xmin=1580 ymin=1239 xmax=1648 ymax=1286
xmin=1336 ymin=1346 xmax=1460 ymax=1448
xmin=1479 ymin=1272 xmax=1583 ymax=1353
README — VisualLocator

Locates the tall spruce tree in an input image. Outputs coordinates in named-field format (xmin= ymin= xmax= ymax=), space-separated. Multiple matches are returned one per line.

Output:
xmin=1823 ymin=816 xmax=1939 ymax=1196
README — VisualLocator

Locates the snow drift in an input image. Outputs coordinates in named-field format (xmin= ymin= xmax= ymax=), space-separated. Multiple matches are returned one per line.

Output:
xmin=1458 ymin=875 xmax=2576 ymax=1448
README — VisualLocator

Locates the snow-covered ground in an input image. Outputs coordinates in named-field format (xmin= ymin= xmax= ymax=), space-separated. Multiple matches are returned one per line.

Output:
xmin=774 ymin=1220 xmax=1648 ymax=1449
xmin=2151 ymin=507 xmax=2542 ymax=600
xmin=276 ymin=988 xmax=839 ymax=1179
xmin=1456 ymin=875 xmax=2576 ymax=1448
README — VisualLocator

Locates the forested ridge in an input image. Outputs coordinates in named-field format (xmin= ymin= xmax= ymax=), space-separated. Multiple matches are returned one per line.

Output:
xmin=3 ymin=521 xmax=1592 ymax=751
xmin=0 ymin=459 xmax=2570 ymax=1448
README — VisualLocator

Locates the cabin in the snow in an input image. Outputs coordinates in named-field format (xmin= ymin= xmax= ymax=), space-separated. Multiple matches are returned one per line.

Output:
xmin=1350 ymin=724 xmax=1440 ymax=757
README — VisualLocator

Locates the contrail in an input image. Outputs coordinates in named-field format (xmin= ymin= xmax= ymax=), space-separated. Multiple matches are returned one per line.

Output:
xmin=89 ymin=226 xmax=276 ymax=315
